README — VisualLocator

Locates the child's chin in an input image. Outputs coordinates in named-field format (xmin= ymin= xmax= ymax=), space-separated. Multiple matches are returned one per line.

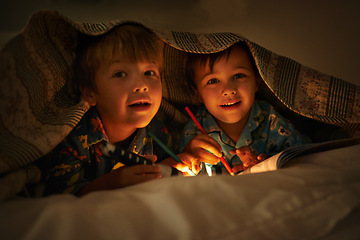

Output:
xmin=135 ymin=118 xmax=153 ymax=129
xmin=215 ymin=116 xmax=243 ymax=125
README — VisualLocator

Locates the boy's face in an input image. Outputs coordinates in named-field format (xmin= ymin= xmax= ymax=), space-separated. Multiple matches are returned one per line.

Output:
xmin=193 ymin=46 xmax=258 ymax=125
xmin=85 ymin=60 xmax=162 ymax=133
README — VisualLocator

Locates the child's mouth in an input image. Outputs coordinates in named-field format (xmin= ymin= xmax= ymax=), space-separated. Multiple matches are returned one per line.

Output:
xmin=130 ymin=102 xmax=150 ymax=106
xmin=220 ymin=101 xmax=241 ymax=108
xmin=129 ymin=101 xmax=151 ymax=111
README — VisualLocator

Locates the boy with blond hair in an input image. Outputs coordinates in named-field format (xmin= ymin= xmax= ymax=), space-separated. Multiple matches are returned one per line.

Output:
xmin=45 ymin=24 xmax=199 ymax=196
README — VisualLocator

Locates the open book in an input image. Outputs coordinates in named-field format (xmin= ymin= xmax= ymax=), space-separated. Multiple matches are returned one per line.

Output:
xmin=239 ymin=137 xmax=360 ymax=175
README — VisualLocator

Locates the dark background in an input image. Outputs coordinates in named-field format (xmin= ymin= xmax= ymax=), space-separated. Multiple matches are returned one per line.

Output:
xmin=1 ymin=0 xmax=359 ymax=85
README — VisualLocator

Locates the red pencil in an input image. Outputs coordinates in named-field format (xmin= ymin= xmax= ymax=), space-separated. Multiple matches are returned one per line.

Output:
xmin=185 ymin=107 xmax=235 ymax=176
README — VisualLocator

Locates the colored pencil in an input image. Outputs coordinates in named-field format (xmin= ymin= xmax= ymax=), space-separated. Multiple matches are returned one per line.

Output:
xmin=185 ymin=106 xmax=235 ymax=176
xmin=148 ymin=131 xmax=196 ymax=176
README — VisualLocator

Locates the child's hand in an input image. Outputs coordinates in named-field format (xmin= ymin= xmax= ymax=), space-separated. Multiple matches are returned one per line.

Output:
xmin=183 ymin=134 xmax=222 ymax=166
xmin=78 ymin=165 xmax=161 ymax=196
xmin=111 ymin=165 xmax=162 ymax=186
xmin=161 ymin=152 xmax=201 ymax=175
xmin=229 ymin=146 xmax=267 ymax=172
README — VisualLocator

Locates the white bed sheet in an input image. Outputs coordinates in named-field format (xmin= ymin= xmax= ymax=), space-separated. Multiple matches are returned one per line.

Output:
xmin=1 ymin=144 xmax=359 ymax=240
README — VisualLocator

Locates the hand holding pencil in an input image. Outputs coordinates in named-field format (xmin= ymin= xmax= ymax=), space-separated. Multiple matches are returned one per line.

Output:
xmin=182 ymin=134 xmax=223 ymax=166
xmin=184 ymin=107 xmax=235 ymax=176
xmin=148 ymin=132 xmax=197 ymax=176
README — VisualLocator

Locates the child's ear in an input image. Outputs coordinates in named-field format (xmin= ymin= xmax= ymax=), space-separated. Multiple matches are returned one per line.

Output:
xmin=255 ymin=76 xmax=262 ymax=92
xmin=191 ymin=86 xmax=203 ymax=103
xmin=80 ymin=87 xmax=97 ymax=106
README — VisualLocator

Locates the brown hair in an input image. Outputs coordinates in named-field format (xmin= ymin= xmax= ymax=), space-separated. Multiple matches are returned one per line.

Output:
xmin=185 ymin=41 xmax=260 ymax=90
xmin=75 ymin=23 xmax=163 ymax=92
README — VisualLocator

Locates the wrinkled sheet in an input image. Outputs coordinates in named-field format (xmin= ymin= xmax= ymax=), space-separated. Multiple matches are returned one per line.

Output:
xmin=1 ymin=144 xmax=359 ymax=240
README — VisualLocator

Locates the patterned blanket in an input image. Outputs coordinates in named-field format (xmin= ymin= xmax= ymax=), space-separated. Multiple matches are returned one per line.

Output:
xmin=0 ymin=10 xmax=359 ymax=200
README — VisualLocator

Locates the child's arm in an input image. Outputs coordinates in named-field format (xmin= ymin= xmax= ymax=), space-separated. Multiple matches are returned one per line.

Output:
xmin=182 ymin=134 xmax=222 ymax=166
xmin=44 ymin=141 xmax=90 ymax=195
xmin=229 ymin=146 xmax=267 ymax=172
xmin=78 ymin=164 xmax=162 ymax=196
xmin=45 ymin=139 xmax=161 ymax=196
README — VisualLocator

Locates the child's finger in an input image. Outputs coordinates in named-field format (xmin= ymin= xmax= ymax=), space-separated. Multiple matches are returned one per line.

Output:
xmin=194 ymin=140 xmax=223 ymax=159
xmin=131 ymin=164 xmax=161 ymax=174
xmin=113 ymin=165 xmax=161 ymax=187
xmin=167 ymin=158 xmax=192 ymax=173
xmin=141 ymin=154 xmax=158 ymax=163
xmin=189 ymin=135 xmax=223 ymax=157
xmin=159 ymin=156 xmax=194 ymax=174
xmin=135 ymin=165 xmax=162 ymax=181
xmin=178 ymin=164 xmax=194 ymax=174
xmin=138 ymin=172 xmax=162 ymax=180
xmin=194 ymin=149 xmax=221 ymax=165
xmin=177 ymin=152 xmax=201 ymax=174
xmin=191 ymin=160 xmax=201 ymax=174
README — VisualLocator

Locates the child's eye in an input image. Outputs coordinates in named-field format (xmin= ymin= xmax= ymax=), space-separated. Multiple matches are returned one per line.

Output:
xmin=234 ymin=73 xmax=246 ymax=79
xmin=144 ymin=70 xmax=157 ymax=77
xmin=207 ymin=78 xmax=219 ymax=85
xmin=113 ymin=71 xmax=126 ymax=78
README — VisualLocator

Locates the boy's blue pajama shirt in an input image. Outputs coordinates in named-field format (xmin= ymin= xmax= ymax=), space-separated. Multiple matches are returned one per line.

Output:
xmin=179 ymin=100 xmax=310 ymax=175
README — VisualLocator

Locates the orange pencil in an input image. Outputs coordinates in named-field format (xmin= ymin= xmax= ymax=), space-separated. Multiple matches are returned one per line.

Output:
xmin=185 ymin=107 xmax=235 ymax=176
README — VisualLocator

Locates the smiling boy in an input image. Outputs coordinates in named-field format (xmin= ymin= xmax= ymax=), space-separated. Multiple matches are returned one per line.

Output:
xmin=180 ymin=42 xmax=310 ymax=175
xmin=44 ymin=24 xmax=198 ymax=196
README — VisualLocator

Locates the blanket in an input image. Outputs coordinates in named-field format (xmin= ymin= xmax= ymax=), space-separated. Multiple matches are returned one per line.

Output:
xmin=1 ymin=144 xmax=360 ymax=239
xmin=0 ymin=10 xmax=359 ymax=200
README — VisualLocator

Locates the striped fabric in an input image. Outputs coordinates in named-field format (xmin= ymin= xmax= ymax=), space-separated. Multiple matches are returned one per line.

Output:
xmin=327 ymin=77 xmax=356 ymax=118
xmin=0 ymin=10 xmax=359 ymax=199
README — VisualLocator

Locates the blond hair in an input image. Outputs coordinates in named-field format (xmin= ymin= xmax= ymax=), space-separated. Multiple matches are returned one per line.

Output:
xmin=75 ymin=23 xmax=163 ymax=92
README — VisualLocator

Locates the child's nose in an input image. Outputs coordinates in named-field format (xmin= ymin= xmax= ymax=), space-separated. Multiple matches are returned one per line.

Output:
xmin=134 ymin=86 xmax=149 ymax=92
xmin=134 ymin=86 xmax=148 ymax=92
xmin=133 ymin=77 xmax=149 ymax=92
xmin=222 ymin=81 xmax=238 ymax=96
xmin=222 ymin=88 xmax=237 ymax=96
